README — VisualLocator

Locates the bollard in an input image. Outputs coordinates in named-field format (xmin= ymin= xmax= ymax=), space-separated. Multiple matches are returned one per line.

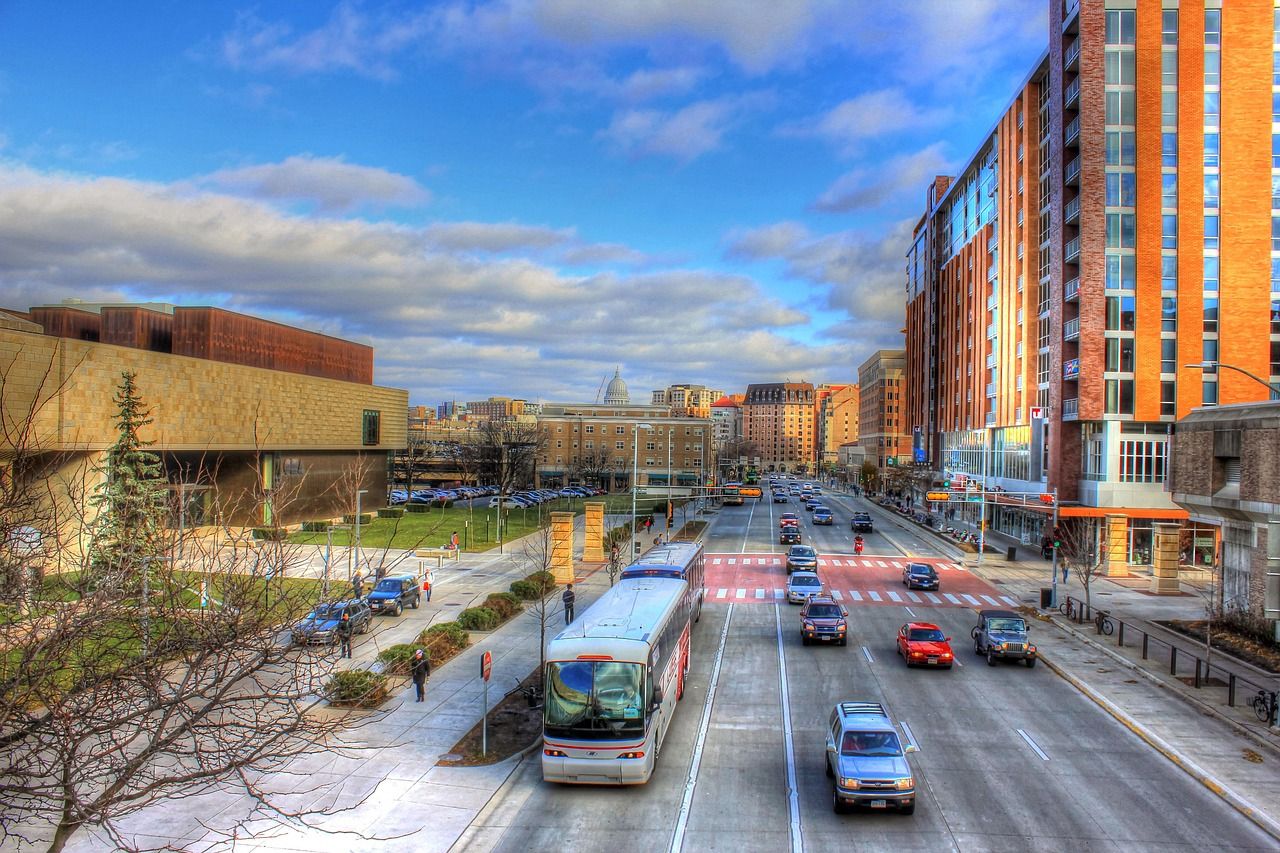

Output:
xmin=1170 ymin=646 xmax=1178 ymax=676
xmin=1142 ymin=632 xmax=1149 ymax=660
xmin=1117 ymin=622 xmax=1125 ymax=648
xmin=1194 ymin=658 xmax=1202 ymax=689
xmin=1228 ymin=673 xmax=1236 ymax=707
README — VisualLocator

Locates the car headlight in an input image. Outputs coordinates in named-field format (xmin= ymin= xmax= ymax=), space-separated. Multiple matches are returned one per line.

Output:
xmin=841 ymin=777 xmax=859 ymax=789
xmin=1000 ymin=642 xmax=1009 ymax=650
xmin=895 ymin=777 xmax=914 ymax=790
xmin=802 ymin=620 xmax=814 ymax=629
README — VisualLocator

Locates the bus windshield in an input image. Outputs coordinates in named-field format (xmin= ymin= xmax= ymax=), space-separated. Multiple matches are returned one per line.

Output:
xmin=545 ymin=660 xmax=646 ymax=740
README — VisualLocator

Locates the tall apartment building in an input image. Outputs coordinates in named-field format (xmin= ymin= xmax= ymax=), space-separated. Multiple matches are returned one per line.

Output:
xmin=858 ymin=352 xmax=908 ymax=469
xmin=907 ymin=0 xmax=1273 ymax=565
xmin=709 ymin=395 xmax=742 ymax=452
xmin=650 ymin=384 xmax=724 ymax=418
xmin=742 ymin=382 xmax=817 ymax=473
xmin=816 ymin=383 xmax=860 ymax=470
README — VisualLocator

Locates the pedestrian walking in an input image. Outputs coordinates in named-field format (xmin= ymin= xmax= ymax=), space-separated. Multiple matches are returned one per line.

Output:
xmin=352 ymin=571 xmax=364 ymax=600
xmin=562 ymin=584 xmax=576 ymax=624
xmin=410 ymin=648 xmax=430 ymax=702
xmin=423 ymin=567 xmax=435 ymax=601
xmin=449 ymin=530 xmax=460 ymax=550
xmin=337 ymin=611 xmax=353 ymax=659
xmin=1061 ymin=563 xmax=1069 ymax=584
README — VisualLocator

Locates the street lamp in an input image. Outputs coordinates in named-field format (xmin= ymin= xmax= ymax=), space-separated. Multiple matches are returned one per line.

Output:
xmin=1184 ymin=361 xmax=1280 ymax=395
xmin=665 ymin=424 xmax=673 ymax=543
xmin=632 ymin=422 xmax=654 ymax=557
xmin=354 ymin=488 xmax=368 ymax=578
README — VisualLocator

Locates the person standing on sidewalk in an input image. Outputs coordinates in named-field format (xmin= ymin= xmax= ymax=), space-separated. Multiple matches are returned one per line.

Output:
xmin=337 ymin=611 xmax=353 ymax=659
xmin=411 ymin=649 xmax=430 ymax=702
xmin=449 ymin=530 xmax=460 ymax=550
xmin=352 ymin=571 xmax=364 ymax=601
xmin=423 ymin=567 xmax=435 ymax=602
xmin=562 ymin=584 xmax=576 ymax=624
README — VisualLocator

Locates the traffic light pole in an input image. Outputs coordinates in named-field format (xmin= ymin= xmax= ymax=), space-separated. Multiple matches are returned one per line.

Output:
xmin=1049 ymin=488 xmax=1060 ymax=608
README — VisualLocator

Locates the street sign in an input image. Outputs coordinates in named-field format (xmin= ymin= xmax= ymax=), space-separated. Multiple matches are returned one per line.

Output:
xmin=926 ymin=491 xmax=952 ymax=502
xmin=481 ymin=650 xmax=492 ymax=682
xmin=1030 ymin=406 xmax=1045 ymax=419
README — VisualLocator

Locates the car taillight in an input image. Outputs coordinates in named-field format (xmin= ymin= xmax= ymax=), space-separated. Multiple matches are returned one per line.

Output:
xmin=619 ymin=751 xmax=645 ymax=759
xmin=544 ymin=749 xmax=566 ymax=757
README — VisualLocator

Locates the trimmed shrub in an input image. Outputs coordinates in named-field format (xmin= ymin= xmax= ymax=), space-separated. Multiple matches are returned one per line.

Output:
xmin=483 ymin=592 xmax=521 ymax=621
xmin=457 ymin=606 xmax=500 ymax=631
xmin=405 ymin=503 xmax=430 ymax=513
xmin=300 ymin=520 xmax=330 ymax=532
xmin=418 ymin=621 xmax=469 ymax=665
xmin=324 ymin=669 xmax=389 ymax=707
xmin=375 ymin=643 xmax=420 ymax=675
xmin=342 ymin=513 xmax=374 ymax=525
xmin=526 ymin=570 xmax=556 ymax=594
xmin=251 ymin=527 xmax=286 ymax=541
xmin=377 ymin=507 xmax=405 ymax=519
xmin=509 ymin=579 xmax=540 ymax=600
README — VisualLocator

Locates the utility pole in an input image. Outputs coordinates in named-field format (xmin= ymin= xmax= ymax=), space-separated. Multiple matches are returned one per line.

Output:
xmin=1049 ymin=488 xmax=1060 ymax=607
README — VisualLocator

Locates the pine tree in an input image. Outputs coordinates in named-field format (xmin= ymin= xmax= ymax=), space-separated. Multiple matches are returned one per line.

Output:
xmin=89 ymin=371 xmax=168 ymax=591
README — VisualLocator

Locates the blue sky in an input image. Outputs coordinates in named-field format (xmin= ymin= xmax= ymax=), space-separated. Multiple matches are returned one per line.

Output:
xmin=0 ymin=0 xmax=1046 ymax=405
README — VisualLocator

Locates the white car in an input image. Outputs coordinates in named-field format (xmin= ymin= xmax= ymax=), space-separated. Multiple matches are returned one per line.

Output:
xmin=787 ymin=571 xmax=824 ymax=604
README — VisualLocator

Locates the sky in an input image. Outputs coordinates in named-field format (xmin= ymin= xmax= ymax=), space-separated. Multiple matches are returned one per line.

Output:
xmin=0 ymin=0 xmax=1047 ymax=406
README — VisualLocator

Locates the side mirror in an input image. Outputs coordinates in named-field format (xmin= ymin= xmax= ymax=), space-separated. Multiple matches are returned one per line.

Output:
xmin=841 ymin=608 xmax=848 ymax=617
xmin=945 ymin=637 xmax=952 ymax=642
xmin=651 ymin=686 xmax=664 ymax=707
xmin=905 ymin=744 xmax=919 ymax=754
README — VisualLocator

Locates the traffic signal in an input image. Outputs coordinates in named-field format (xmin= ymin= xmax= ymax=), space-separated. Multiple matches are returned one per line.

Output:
xmin=943 ymin=476 xmax=951 ymax=489
xmin=666 ymin=500 xmax=674 ymax=529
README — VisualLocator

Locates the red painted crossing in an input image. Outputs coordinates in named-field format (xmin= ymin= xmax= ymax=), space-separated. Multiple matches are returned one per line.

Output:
xmin=703 ymin=552 xmax=1021 ymax=609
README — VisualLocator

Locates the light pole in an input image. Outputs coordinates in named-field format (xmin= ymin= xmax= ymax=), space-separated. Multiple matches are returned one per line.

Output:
xmin=665 ymin=424 xmax=673 ymax=543
xmin=354 ymin=488 xmax=368 ymax=578
xmin=976 ymin=429 xmax=989 ymax=569
xmin=631 ymin=422 xmax=653 ymax=556
xmin=1184 ymin=361 xmax=1280 ymax=395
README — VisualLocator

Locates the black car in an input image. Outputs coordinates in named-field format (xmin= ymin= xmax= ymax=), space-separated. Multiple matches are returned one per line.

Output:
xmin=902 ymin=563 xmax=940 ymax=590
xmin=851 ymin=512 xmax=874 ymax=533
xmin=291 ymin=599 xmax=372 ymax=645
xmin=366 ymin=574 xmax=422 ymax=617
xmin=780 ymin=528 xmax=802 ymax=545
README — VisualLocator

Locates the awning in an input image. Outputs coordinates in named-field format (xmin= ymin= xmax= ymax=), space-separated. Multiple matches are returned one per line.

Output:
xmin=1058 ymin=506 xmax=1189 ymax=520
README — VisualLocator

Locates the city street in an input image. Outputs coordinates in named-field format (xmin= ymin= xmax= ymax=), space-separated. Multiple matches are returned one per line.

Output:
xmin=483 ymin=494 xmax=1278 ymax=852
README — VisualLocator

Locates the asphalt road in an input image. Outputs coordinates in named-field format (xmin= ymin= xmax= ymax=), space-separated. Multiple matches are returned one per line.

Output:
xmin=486 ymin=491 xmax=1276 ymax=852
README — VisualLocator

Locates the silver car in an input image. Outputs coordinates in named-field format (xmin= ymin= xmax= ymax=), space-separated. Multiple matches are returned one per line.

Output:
xmin=826 ymin=701 xmax=917 ymax=814
xmin=786 ymin=571 xmax=824 ymax=604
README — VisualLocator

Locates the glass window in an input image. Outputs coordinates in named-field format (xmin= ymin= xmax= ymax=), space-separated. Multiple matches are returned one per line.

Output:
xmin=1273 ymin=216 xmax=1280 ymax=252
xmin=1106 ymin=90 xmax=1136 ymax=125
xmin=1203 ymin=338 xmax=1218 ymax=364
xmin=1203 ymin=380 xmax=1219 ymax=406
xmin=1105 ymin=379 xmax=1135 ymax=415
xmin=1106 ymin=10 xmax=1136 ymax=45
xmin=1205 ymin=133 xmax=1220 ymax=167
xmin=1161 ymin=172 xmax=1177 ymax=208
xmin=1107 ymin=172 xmax=1137 ymax=207
xmin=1107 ymin=296 xmax=1137 ymax=331
xmin=1161 ymin=381 xmax=1176 ymax=417
xmin=1161 ymin=338 xmax=1177 ymax=374
xmin=1106 ymin=337 xmax=1136 ymax=373
xmin=1203 ymin=256 xmax=1219 ymax=291
xmin=1162 ymin=91 xmax=1178 ymax=127
xmin=1107 ymin=213 xmax=1136 ymax=248
xmin=1204 ymin=173 xmax=1219 ymax=209
xmin=1204 ymin=91 xmax=1220 ymax=124
xmin=1204 ymin=48 xmax=1220 ymax=87
xmin=1272 ymin=299 xmax=1280 ymax=334
xmin=1162 ymin=133 xmax=1177 ymax=166
xmin=1161 ymin=255 xmax=1178 ymax=291
xmin=1203 ymin=297 xmax=1218 ymax=332
xmin=1205 ymin=10 xmax=1221 ymax=45
xmin=362 ymin=409 xmax=381 ymax=445
xmin=1272 ymin=340 xmax=1280 ymax=377
xmin=1106 ymin=252 xmax=1135 ymax=290
xmin=1162 ymin=50 xmax=1178 ymax=88
xmin=1162 ymin=296 xmax=1178 ymax=332
xmin=1162 ymin=10 xmax=1178 ymax=45
xmin=1162 ymin=214 xmax=1178 ymax=249
xmin=1204 ymin=215 xmax=1219 ymax=250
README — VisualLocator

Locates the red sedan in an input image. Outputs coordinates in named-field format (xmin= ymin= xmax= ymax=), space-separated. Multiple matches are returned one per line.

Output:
xmin=779 ymin=513 xmax=800 ymax=528
xmin=896 ymin=622 xmax=954 ymax=669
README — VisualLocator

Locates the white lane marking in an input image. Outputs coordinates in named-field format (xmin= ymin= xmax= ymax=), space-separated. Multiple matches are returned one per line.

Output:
xmin=891 ymin=560 xmax=904 ymax=568
xmin=831 ymin=590 xmax=844 ymax=601
xmin=861 ymin=646 xmax=875 ymax=664
xmin=899 ymin=721 xmax=919 ymax=753
xmin=736 ymin=588 xmax=746 ymax=599
xmin=712 ymin=557 xmax=723 ymax=565
xmin=849 ymin=590 xmax=863 ymax=601
xmin=755 ymin=588 xmax=765 ymax=599
xmin=943 ymin=593 xmax=961 ymax=605
xmin=1017 ymin=729 xmax=1051 ymax=761
xmin=904 ymin=606 xmax=916 ymax=618
xmin=868 ymin=591 xmax=882 ymax=602
xmin=773 ymin=604 xmax=804 ymax=853
xmin=962 ymin=594 xmax=981 ymax=606
xmin=740 ymin=499 xmax=757 ymax=553
xmin=876 ymin=560 xmax=888 ymax=568
xmin=1000 ymin=596 xmax=1018 ymax=606
xmin=670 ymin=604 xmax=734 ymax=853
xmin=774 ymin=589 xmax=784 ymax=599
xmin=716 ymin=588 xmax=727 ymax=599
xmin=954 ymin=563 xmax=967 ymax=572
xmin=742 ymin=558 xmax=752 ymax=566
xmin=906 ymin=591 xmax=922 ymax=603
xmin=980 ymin=594 xmax=1000 ymax=606
xmin=728 ymin=558 xmax=737 ymax=565
xmin=926 ymin=593 xmax=942 ymax=604
xmin=887 ymin=591 xmax=902 ymax=602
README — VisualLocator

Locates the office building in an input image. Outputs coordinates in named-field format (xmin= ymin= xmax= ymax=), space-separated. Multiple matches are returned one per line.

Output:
xmin=741 ymin=382 xmax=817 ymax=473
xmin=650 ymin=384 xmax=724 ymax=418
xmin=816 ymin=383 xmax=860 ymax=471
xmin=858 ymin=352 xmax=908 ymax=469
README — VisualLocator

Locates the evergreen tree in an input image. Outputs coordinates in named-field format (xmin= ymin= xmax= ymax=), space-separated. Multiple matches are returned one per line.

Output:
xmin=89 ymin=371 xmax=168 ymax=590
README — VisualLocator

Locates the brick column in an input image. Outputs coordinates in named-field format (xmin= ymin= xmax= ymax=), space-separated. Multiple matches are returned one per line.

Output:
xmin=1105 ymin=514 xmax=1130 ymax=577
xmin=1151 ymin=522 xmax=1181 ymax=595
xmin=583 ymin=502 xmax=604 ymax=562
xmin=550 ymin=512 xmax=574 ymax=584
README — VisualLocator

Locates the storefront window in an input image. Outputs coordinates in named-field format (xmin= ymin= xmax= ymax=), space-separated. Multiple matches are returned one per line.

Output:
xmin=1128 ymin=520 xmax=1154 ymax=565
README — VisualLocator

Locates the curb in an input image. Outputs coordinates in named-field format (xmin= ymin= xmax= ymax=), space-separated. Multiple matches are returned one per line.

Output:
xmin=1038 ymin=647 xmax=1280 ymax=844
xmin=1049 ymin=616 xmax=1280 ymax=758
xmin=448 ymin=738 xmax=542 ymax=853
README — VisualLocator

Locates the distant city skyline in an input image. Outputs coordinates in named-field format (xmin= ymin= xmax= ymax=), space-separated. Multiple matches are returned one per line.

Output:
xmin=0 ymin=1 xmax=1045 ymax=402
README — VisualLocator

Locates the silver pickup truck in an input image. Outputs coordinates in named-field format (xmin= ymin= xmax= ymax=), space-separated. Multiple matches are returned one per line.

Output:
xmin=825 ymin=702 xmax=917 ymax=814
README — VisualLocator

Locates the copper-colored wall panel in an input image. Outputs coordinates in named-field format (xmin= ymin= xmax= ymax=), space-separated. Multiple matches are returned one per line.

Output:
xmin=1076 ymin=0 xmax=1107 ymax=421
xmin=1133 ymin=0 xmax=1164 ymax=422
xmin=28 ymin=307 xmax=101 ymax=342
xmin=1176 ymin=0 xmax=1206 ymax=417
xmin=101 ymin=307 xmax=173 ymax=352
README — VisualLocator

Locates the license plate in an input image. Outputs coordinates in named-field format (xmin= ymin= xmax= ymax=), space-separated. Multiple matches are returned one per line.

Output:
xmin=927 ymin=656 xmax=938 ymax=664
xmin=870 ymin=799 xmax=888 ymax=808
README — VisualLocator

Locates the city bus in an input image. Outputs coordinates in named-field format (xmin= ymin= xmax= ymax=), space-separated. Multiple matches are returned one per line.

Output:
xmin=621 ymin=541 xmax=705 ymax=621
xmin=542 ymin=576 xmax=696 ymax=785
xmin=723 ymin=482 xmax=744 ymax=505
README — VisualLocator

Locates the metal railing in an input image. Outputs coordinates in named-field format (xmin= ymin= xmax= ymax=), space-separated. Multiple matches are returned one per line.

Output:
xmin=1064 ymin=196 xmax=1080 ymax=224
xmin=1056 ymin=595 xmax=1279 ymax=726
xmin=1064 ymin=236 xmax=1080 ymax=263
xmin=1064 ymin=116 xmax=1080 ymax=147
xmin=1064 ymin=276 xmax=1080 ymax=301
xmin=1064 ymin=156 xmax=1081 ymax=185
xmin=1063 ymin=397 xmax=1079 ymax=419
xmin=1064 ymin=39 xmax=1080 ymax=69
xmin=1064 ymin=317 xmax=1080 ymax=340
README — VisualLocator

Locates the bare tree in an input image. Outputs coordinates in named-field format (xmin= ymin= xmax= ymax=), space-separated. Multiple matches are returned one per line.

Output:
xmin=1056 ymin=519 xmax=1106 ymax=615
xmin=518 ymin=521 xmax=563 ymax=683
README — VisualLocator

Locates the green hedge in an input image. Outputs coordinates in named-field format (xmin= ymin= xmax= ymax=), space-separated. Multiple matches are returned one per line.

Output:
xmin=251 ymin=527 xmax=286 ymax=541
xmin=483 ymin=592 xmax=521 ymax=620
xmin=418 ymin=621 xmax=469 ymax=665
xmin=375 ymin=643 xmax=419 ymax=675
xmin=457 ymin=606 xmax=500 ymax=631
xmin=405 ymin=503 xmax=430 ymax=513
xmin=342 ymin=513 xmax=374 ymax=525
xmin=300 ymin=520 xmax=330 ymax=532
xmin=434 ymin=498 xmax=454 ymax=508
xmin=324 ymin=669 xmax=389 ymax=707
xmin=377 ymin=507 xmax=405 ymax=519
xmin=509 ymin=579 xmax=540 ymax=600
xmin=526 ymin=570 xmax=556 ymax=594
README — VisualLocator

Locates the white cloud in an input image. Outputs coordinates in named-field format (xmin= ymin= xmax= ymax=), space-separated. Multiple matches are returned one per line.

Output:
xmin=599 ymin=92 xmax=773 ymax=162
xmin=782 ymin=88 xmax=951 ymax=155
xmin=813 ymin=143 xmax=951 ymax=213
xmin=198 ymin=155 xmax=430 ymax=212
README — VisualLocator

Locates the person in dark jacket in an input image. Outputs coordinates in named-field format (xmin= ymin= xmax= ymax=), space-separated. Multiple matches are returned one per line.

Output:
xmin=562 ymin=584 xmax=576 ymax=624
xmin=337 ymin=611 xmax=353 ymax=658
xmin=352 ymin=571 xmax=364 ymax=600
xmin=411 ymin=649 xmax=430 ymax=702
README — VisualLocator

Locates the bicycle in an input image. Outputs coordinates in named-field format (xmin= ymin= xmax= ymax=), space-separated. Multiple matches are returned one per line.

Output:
xmin=1251 ymin=689 xmax=1277 ymax=725
xmin=1058 ymin=598 xmax=1077 ymax=620
xmin=1094 ymin=610 xmax=1114 ymax=636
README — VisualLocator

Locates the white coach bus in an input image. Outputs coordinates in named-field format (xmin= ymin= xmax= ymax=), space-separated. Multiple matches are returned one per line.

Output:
xmin=620 ymin=540 xmax=705 ymax=621
xmin=541 ymin=576 xmax=696 ymax=784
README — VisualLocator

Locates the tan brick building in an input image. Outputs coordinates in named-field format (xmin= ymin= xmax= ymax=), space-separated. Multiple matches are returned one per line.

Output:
xmin=649 ymin=384 xmax=723 ymax=418
xmin=741 ymin=382 xmax=816 ymax=474
xmin=859 ymin=352 xmax=907 ymax=469
xmin=465 ymin=396 xmax=527 ymax=421
xmin=1 ymin=304 xmax=407 ymax=536
xmin=816 ymin=383 xmax=859 ymax=472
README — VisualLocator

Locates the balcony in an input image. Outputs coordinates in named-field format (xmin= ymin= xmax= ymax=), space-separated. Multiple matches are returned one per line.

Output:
xmin=1063 ymin=317 xmax=1080 ymax=341
xmin=986 ymin=382 xmax=996 ymax=398
xmin=1064 ymin=115 xmax=1080 ymax=147
xmin=988 ymin=234 xmax=999 ymax=252
xmin=986 ymin=411 xmax=997 ymax=426
xmin=1064 ymin=156 xmax=1081 ymax=185
xmin=988 ymin=264 xmax=998 ymax=281
xmin=1064 ymin=77 xmax=1080 ymax=110
xmin=1064 ymin=236 xmax=1080 ymax=263
xmin=986 ymin=353 xmax=997 ymax=368
xmin=1064 ymin=38 xmax=1080 ymax=70
xmin=1064 ymin=195 xmax=1080 ymax=224
xmin=987 ymin=324 xmax=997 ymax=339
xmin=1063 ymin=397 xmax=1079 ymax=420
xmin=1064 ymin=276 xmax=1080 ymax=301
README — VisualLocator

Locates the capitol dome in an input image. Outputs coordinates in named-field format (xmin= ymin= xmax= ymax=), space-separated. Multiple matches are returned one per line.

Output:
xmin=603 ymin=368 xmax=630 ymax=404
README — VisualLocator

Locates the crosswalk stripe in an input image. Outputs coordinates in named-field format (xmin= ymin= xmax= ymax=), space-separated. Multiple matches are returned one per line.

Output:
xmin=962 ymin=594 xmax=981 ymax=606
xmin=774 ymin=589 xmax=784 ymax=599
xmin=1000 ymin=596 xmax=1018 ymax=606
xmin=832 ymin=590 xmax=843 ymax=601
xmin=906 ymin=591 xmax=922 ymax=603
xmin=716 ymin=588 xmax=727 ymax=599
xmin=736 ymin=588 xmax=746 ymax=599
xmin=868 ymin=591 xmax=882 ymax=602
xmin=728 ymin=558 xmax=737 ymax=565
xmin=926 ymin=593 xmax=942 ymax=604
xmin=953 ymin=563 xmax=967 ymax=572
xmin=743 ymin=558 xmax=753 ymax=565
xmin=944 ymin=593 xmax=961 ymax=604
xmin=713 ymin=557 xmax=722 ymax=565
xmin=891 ymin=560 xmax=904 ymax=568
xmin=755 ymin=589 xmax=765 ymax=599
xmin=876 ymin=560 xmax=888 ymax=568
xmin=850 ymin=590 xmax=863 ymax=601
xmin=981 ymin=595 xmax=1000 ymax=606
xmin=887 ymin=591 xmax=902 ymax=602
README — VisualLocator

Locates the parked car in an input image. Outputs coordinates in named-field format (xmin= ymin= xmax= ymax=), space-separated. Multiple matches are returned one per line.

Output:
xmin=813 ymin=506 xmax=834 ymax=525
xmin=971 ymin=609 xmax=1037 ymax=667
xmin=291 ymin=599 xmax=371 ymax=645
xmin=901 ymin=563 xmax=939 ymax=591
xmin=780 ymin=528 xmax=802 ymax=545
xmin=786 ymin=544 xmax=818 ymax=573
xmin=825 ymin=702 xmax=917 ymax=815
xmin=851 ymin=513 xmax=874 ymax=533
xmin=801 ymin=597 xmax=848 ymax=646
xmin=896 ymin=622 xmax=953 ymax=668
xmin=366 ymin=574 xmax=422 ymax=617
xmin=786 ymin=571 xmax=824 ymax=604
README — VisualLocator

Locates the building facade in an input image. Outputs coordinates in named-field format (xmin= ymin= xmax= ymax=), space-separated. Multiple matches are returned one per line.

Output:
xmin=465 ymin=396 xmax=527 ymax=421
xmin=816 ymin=383 xmax=860 ymax=472
xmin=906 ymin=0 xmax=1279 ymax=560
xmin=859 ymin=352 xmax=908 ymax=469
xmin=741 ymin=383 xmax=817 ymax=473
xmin=709 ymin=395 xmax=742 ymax=454
xmin=650 ymin=384 xmax=724 ymax=418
